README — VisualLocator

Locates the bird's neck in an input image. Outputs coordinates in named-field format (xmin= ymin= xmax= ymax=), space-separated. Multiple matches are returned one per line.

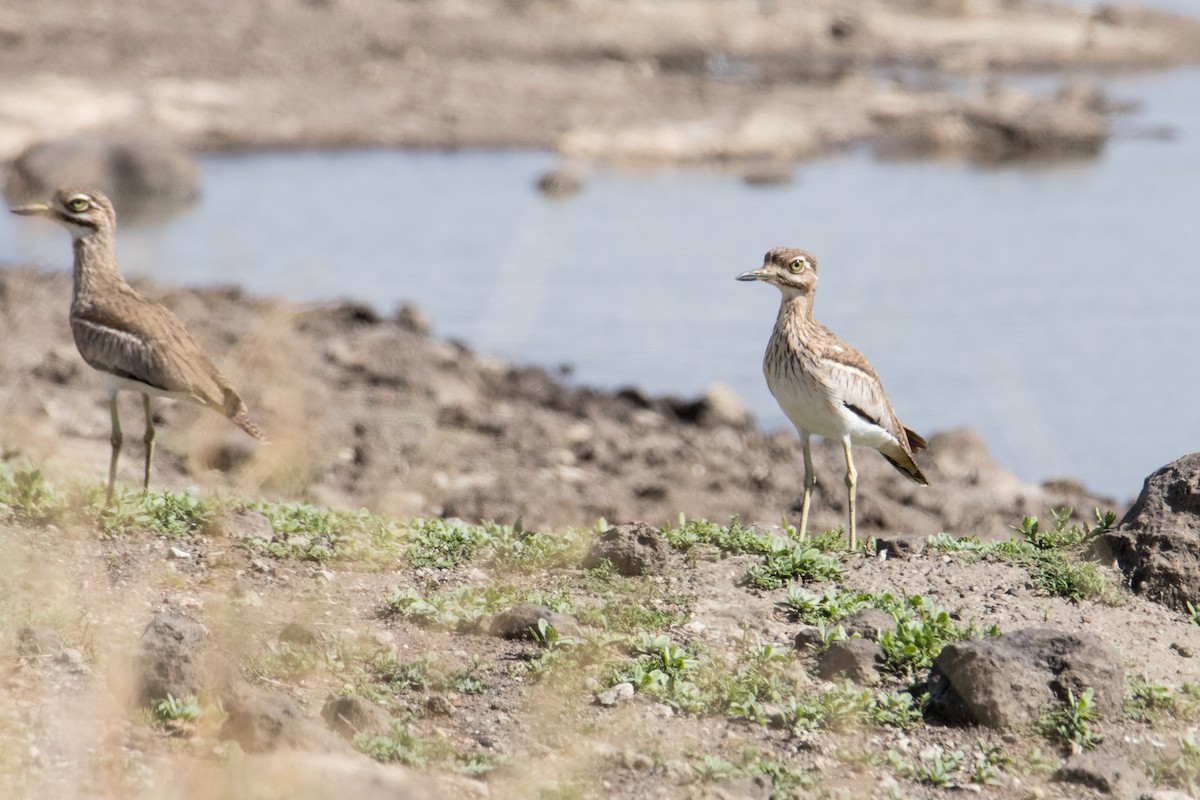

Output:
xmin=71 ymin=232 xmax=125 ymax=298
xmin=776 ymin=291 xmax=815 ymax=330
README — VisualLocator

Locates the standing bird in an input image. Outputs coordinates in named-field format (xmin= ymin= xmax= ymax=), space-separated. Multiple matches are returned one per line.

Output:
xmin=11 ymin=188 xmax=266 ymax=502
xmin=737 ymin=247 xmax=927 ymax=549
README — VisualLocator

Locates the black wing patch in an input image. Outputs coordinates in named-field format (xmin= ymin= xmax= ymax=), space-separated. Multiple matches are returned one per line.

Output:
xmin=844 ymin=401 xmax=883 ymax=429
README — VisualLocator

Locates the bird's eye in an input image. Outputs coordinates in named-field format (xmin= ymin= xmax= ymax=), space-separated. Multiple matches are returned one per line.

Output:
xmin=67 ymin=197 xmax=89 ymax=213
xmin=788 ymin=258 xmax=806 ymax=273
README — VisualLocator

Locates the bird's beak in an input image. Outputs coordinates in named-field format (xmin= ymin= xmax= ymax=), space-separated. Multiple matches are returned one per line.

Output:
xmin=10 ymin=202 xmax=52 ymax=217
xmin=736 ymin=268 xmax=769 ymax=282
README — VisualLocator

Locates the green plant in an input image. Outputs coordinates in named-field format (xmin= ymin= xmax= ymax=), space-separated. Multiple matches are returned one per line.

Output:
xmin=970 ymin=740 xmax=1010 ymax=786
xmin=746 ymin=538 xmax=840 ymax=589
xmin=531 ymin=618 xmax=578 ymax=650
xmin=406 ymin=518 xmax=485 ymax=569
xmin=142 ymin=490 xmax=209 ymax=537
xmin=877 ymin=598 xmax=973 ymax=675
xmin=448 ymin=660 xmax=489 ymax=695
xmin=1126 ymin=676 xmax=1178 ymax=722
xmin=929 ymin=509 xmax=1115 ymax=603
xmin=1039 ymin=687 xmax=1103 ymax=750
xmin=780 ymin=587 xmax=869 ymax=624
xmin=1187 ymin=601 xmax=1200 ymax=627
xmin=4 ymin=469 xmax=59 ymax=521
xmin=662 ymin=517 xmax=840 ymax=587
xmin=887 ymin=747 xmax=966 ymax=787
xmin=150 ymin=693 xmax=200 ymax=724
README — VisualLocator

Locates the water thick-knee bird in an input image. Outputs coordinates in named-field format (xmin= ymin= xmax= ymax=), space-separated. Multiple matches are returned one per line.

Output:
xmin=737 ymin=247 xmax=927 ymax=548
xmin=11 ymin=188 xmax=267 ymax=502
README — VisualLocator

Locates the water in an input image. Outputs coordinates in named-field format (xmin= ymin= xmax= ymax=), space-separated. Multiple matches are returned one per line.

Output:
xmin=4 ymin=65 xmax=1200 ymax=501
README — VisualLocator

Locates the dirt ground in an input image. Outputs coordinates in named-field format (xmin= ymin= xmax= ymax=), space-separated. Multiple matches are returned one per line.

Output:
xmin=3 ymin=2 xmax=1200 ymax=799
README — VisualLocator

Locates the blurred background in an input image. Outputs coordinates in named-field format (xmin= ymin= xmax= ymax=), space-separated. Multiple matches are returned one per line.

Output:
xmin=1 ymin=0 xmax=1198 ymax=500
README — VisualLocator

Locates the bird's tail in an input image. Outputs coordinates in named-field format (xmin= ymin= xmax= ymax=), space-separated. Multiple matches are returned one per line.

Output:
xmin=880 ymin=427 xmax=928 ymax=485
xmin=222 ymin=388 xmax=269 ymax=443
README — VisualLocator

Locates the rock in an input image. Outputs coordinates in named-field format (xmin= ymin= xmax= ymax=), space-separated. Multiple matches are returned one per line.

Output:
xmin=205 ymin=507 xmax=275 ymax=541
xmin=132 ymin=610 xmax=235 ymax=707
xmin=279 ymin=622 xmax=320 ymax=647
xmin=16 ymin=626 xmax=63 ymax=658
xmin=421 ymin=694 xmax=452 ymax=716
xmin=487 ymin=604 xmax=580 ymax=640
xmin=816 ymin=639 xmax=886 ymax=684
xmin=794 ymin=626 xmax=825 ymax=653
xmin=877 ymin=89 xmax=1108 ymax=162
xmin=839 ymin=608 xmax=894 ymax=640
xmin=4 ymin=135 xmax=199 ymax=221
xmin=321 ymin=695 xmax=392 ymax=740
xmin=56 ymin=648 xmax=88 ymax=673
xmin=926 ymin=628 xmax=1124 ymax=728
xmin=874 ymin=533 xmax=925 ymax=560
xmin=582 ymin=521 xmax=672 ymax=576
xmin=1098 ymin=453 xmax=1200 ymax=612
xmin=1054 ymin=750 xmax=1152 ymax=797
xmin=535 ymin=167 xmax=583 ymax=199
xmin=595 ymin=682 xmax=635 ymax=707
xmin=222 ymin=688 xmax=349 ymax=754
xmin=700 ymin=383 xmax=752 ymax=428
xmin=394 ymin=304 xmax=431 ymax=336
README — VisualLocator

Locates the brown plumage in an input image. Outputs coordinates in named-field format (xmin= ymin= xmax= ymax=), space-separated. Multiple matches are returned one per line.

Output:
xmin=11 ymin=187 xmax=265 ymax=501
xmin=738 ymin=246 xmax=927 ymax=548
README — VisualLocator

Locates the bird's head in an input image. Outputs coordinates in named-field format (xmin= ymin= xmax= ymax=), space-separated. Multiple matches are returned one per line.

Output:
xmin=10 ymin=187 xmax=116 ymax=240
xmin=736 ymin=247 xmax=819 ymax=297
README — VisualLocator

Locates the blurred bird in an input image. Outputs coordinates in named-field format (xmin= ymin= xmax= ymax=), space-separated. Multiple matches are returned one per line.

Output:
xmin=11 ymin=187 xmax=266 ymax=502
xmin=737 ymin=247 xmax=927 ymax=548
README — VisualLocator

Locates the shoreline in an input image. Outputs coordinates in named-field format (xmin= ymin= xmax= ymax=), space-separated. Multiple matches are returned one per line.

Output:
xmin=1 ymin=2 xmax=1199 ymax=164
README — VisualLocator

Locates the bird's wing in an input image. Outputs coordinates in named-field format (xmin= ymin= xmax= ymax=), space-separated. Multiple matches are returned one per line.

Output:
xmin=815 ymin=332 xmax=908 ymax=444
xmin=71 ymin=288 xmax=230 ymax=408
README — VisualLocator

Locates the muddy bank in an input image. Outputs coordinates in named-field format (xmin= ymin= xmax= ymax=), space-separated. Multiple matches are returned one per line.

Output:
xmin=0 ymin=267 xmax=1112 ymax=534
xmin=0 ymin=1 xmax=1198 ymax=165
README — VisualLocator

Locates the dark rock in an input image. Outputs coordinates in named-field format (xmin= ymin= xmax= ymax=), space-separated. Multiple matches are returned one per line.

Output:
xmin=1054 ymin=750 xmax=1152 ymax=797
xmin=487 ymin=604 xmax=580 ymax=640
xmin=536 ymin=167 xmax=583 ymax=199
xmin=582 ymin=521 xmax=671 ymax=576
xmin=16 ymin=626 xmax=63 ymax=658
xmin=839 ymin=608 xmax=894 ymax=640
xmin=222 ymin=688 xmax=349 ymax=753
xmin=927 ymin=628 xmax=1123 ymax=728
xmin=279 ymin=622 xmax=320 ymax=647
xmin=742 ymin=164 xmax=793 ymax=187
xmin=133 ymin=611 xmax=233 ymax=706
xmin=816 ymin=639 xmax=886 ymax=684
xmin=1099 ymin=453 xmax=1200 ymax=612
xmin=204 ymin=507 xmax=274 ymax=541
xmin=321 ymin=695 xmax=392 ymax=740
xmin=794 ymin=626 xmax=825 ymax=653
xmin=874 ymin=533 xmax=925 ymax=560
xmin=4 ymin=135 xmax=199 ymax=222
xmin=424 ymin=694 xmax=454 ymax=716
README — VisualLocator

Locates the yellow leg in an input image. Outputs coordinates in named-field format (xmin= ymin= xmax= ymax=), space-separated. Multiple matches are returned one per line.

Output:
xmin=797 ymin=433 xmax=815 ymax=540
xmin=142 ymin=394 xmax=155 ymax=494
xmin=106 ymin=393 xmax=123 ymax=505
xmin=842 ymin=438 xmax=857 ymax=550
